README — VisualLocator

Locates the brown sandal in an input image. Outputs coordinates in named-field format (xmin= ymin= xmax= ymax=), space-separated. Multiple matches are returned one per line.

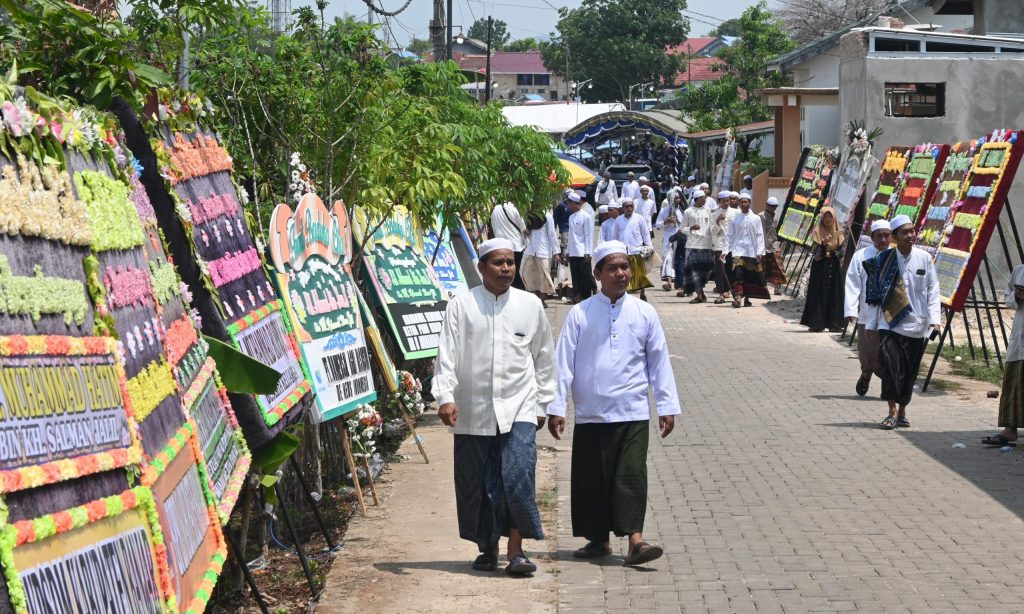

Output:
xmin=624 ymin=542 xmax=663 ymax=566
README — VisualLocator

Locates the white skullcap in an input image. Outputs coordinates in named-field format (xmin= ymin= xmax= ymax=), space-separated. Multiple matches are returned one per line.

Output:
xmin=621 ymin=198 xmax=634 ymax=206
xmin=890 ymin=214 xmax=913 ymax=231
xmin=639 ymin=176 xmax=649 ymax=182
xmin=598 ymin=205 xmax=609 ymax=214
xmin=608 ymin=201 xmax=621 ymax=209
xmin=870 ymin=219 xmax=892 ymax=234
xmin=478 ymin=238 xmax=515 ymax=258
xmin=640 ymin=185 xmax=650 ymax=191
xmin=692 ymin=189 xmax=706 ymax=198
xmin=593 ymin=240 xmax=627 ymax=268
xmin=766 ymin=197 xmax=779 ymax=206
xmin=743 ymin=174 xmax=752 ymax=180
xmin=718 ymin=191 xmax=731 ymax=199
xmin=700 ymin=182 xmax=709 ymax=189
xmin=738 ymin=191 xmax=752 ymax=201
xmin=730 ymin=191 xmax=740 ymax=199
xmin=687 ymin=175 xmax=695 ymax=181
xmin=567 ymin=191 xmax=581 ymax=203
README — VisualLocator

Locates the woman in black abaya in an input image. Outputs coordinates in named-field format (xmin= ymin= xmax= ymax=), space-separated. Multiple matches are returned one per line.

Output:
xmin=800 ymin=207 xmax=846 ymax=332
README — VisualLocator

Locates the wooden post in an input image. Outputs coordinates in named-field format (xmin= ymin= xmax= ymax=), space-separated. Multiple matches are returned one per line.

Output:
xmin=397 ymin=398 xmax=429 ymax=464
xmin=339 ymin=425 xmax=367 ymax=515
xmin=361 ymin=457 xmax=380 ymax=506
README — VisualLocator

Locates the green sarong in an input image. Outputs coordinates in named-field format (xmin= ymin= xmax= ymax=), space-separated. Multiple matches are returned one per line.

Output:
xmin=570 ymin=420 xmax=649 ymax=542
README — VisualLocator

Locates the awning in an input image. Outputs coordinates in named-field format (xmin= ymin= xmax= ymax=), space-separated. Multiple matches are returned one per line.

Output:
xmin=563 ymin=110 xmax=690 ymax=148
xmin=555 ymin=152 xmax=598 ymax=187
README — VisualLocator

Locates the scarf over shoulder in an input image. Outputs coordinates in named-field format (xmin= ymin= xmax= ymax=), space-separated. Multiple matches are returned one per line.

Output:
xmin=863 ymin=247 xmax=911 ymax=326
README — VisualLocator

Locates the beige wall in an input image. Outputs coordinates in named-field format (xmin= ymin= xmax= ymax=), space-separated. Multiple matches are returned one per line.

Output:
xmin=490 ymin=73 xmax=567 ymax=101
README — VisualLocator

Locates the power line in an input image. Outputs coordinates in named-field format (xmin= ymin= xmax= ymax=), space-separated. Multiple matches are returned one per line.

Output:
xmin=466 ymin=0 xmax=557 ymax=10
xmin=683 ymin=8 xmax=727 ymax=23
xmin=361 ymin=0 xmax=414 ymax=18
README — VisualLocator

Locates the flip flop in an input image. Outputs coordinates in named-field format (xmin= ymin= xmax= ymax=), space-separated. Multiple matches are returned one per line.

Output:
xmin=896 ymin=417 xmax=911 ymax=428
xmin=624 ymin=542 xmax=663 ymax=566
xmin=880 ymin=416 xmax=897 ymax=430
xmin=505 ymin=554 xmax=537 ymax=576
xmin=983 ymin=434 xmax=1018 ymax=447
xmin=473 ymin=552 xmax=498 ymax=571
xmin=573 ymin=541 xmax=612 ymax=558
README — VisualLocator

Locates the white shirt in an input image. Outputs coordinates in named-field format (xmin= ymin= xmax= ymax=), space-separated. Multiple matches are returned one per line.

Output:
xmin=432 ymin=286 xmax=556 ymax=436
xmin=656 ymin=205 xmax=683 ymax=250
xmin=876 ymin=247 xmax=941 ymax=338
xmin=621 ymin=180 xmax=641 ymax=202
xmin=1005 ymin=277 xmax=1024 ymax=363
xmin=711 ymin=207 xmax=738 ymax=251
xmin=725 ymin=211 xmax=765 ymax=258
xmin=524 ymin=213 xmax=559 ymax=259
xmin=596 ymin=179 xmax=618 ymax=205
xmin=637 ymin=196 xmax=657 ymax=224
xmin=568 ymin=209 xmax=594 ymax=257
xmin=844 ymin=245 xmax=880 ymax=330
xmin=599 ymin=216 xmax=619 ymax=243
xmin=548 ymin=293 xmax=680 ymax=422
xmin=681 ymin=206 xmax=713 ymax=250
xmin=616 ymin=213 xmax=652 ymax=254
xmin=490 ymin=203 xmax=526 ymax=251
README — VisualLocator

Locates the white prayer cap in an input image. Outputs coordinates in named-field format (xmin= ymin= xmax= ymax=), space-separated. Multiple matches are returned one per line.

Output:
xmin=567 ymin=191 xmax=581 ymax=203
xmin=608 ymin=200 xmax=621 ymax=209
xmin=593 ymin=240 xmax=627 ymax=268
xmin=870 ymin=219 xmax=892 ymax=234
xmin=890 ymin=214 xmax=913 ymax=231
xmin=478 ymin=238 xmax=515 ymax=259
xmin=700 ymin=182 xmax=709 ymax=189
xmin=738 ymin=191 xmax=752 ymax=201
xmin=730 ymin=191 xmax=740 ymax=199
xmin=621 ymin=198 xmax=635 ymax=206
xmin=687 ymin=175 xmax=695 ymax=181
xmin=692 ymin=189 xmax=706 ymax=198
xmin=598 ymin=205 xmax=609 ymax=214
xmin=639 ymin=185 xmax=650 ymax=192
xmin=766 ymin=197 xmax=780 ymax=206
xmin=627 ymin=171 xmax=636 ymax=177
xmin=718 ymin=190 xmax=730 ymax=199
xmin=639 ymin=176 xmax=649 ymax=182
xmin=743 ymin=174 xmax=752 ymax=180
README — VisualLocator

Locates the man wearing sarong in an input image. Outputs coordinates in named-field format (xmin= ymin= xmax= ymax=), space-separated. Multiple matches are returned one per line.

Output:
xmin=845 ymin=219 xmax=891 ymax=396
xmin=680 ymin=190 xmax=714 ymax=303
xmin=566 ymin=191 xmax=596 ymax=303
xmin=759 ymin=197 xmax=787 ymax=295
xmin=982 ymin=265 xmax=1024 ymax=447
xmin=547 ymin=240 xmax=680 ymax=567
xmin=433 ymin=238 xmax=556 ymax=575
xmin=522 ymin=210 xmax=560 ymax=307
xmin=656 ymin=192 xmax=685 ymax=291
xmin=615 ymin=199 xmax=654 ymax=301
xmin=863 ymin=215 xmax=940 ymax=430
xmin=725 ymin=192 xmax=768 ymax=308
xmin=711 ymin=191 xmax=738 ymax=304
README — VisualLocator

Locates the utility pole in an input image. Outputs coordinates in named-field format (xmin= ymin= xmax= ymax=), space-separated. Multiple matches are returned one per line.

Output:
xmin=446 ymin=0 xmax=453 ymax=59
xmin=430 ymin=0 xmax=445 ymax=61
xmin=485 ymin=17 xmax=493 ymax=103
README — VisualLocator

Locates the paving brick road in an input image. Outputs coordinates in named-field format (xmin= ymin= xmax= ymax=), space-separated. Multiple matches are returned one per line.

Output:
xmin=538 ymin=288 xmax=1024 ymax=614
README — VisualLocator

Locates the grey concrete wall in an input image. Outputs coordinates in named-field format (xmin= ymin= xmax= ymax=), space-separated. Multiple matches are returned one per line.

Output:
xmin=839 ymin=30 xmax=1024 ymax=277
xmin=976 ymin=0 xmax=1024 ymax=36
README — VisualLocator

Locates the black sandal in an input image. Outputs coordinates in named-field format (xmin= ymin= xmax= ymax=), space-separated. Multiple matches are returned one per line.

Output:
xmin=983 ymin=434 xmax=1017 ymax=447
xmin=573 ymin=541 xmax=612 ymax=558
xmin=880 ymin=416 xmax=897 ymax=430
xmin=505 ymin=553 xmax=537 ymax=576
xmin=624 ymin=542 xmax=664 ymax=566
xmin=472 ymin=552 xmax=498 ymax=571
xmin=855 ymin=375 xmax=870 ymax=396
xmin=896 ymin=416 xmax=910 ymax=428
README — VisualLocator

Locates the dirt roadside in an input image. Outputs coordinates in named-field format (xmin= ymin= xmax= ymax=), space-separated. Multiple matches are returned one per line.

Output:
xmin=316 ymin=415 xmax=559 ymax=614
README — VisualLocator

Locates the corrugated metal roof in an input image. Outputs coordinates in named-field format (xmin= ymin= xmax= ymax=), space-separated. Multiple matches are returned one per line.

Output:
xmin=458 ymin=51 xmax=550 ymax=74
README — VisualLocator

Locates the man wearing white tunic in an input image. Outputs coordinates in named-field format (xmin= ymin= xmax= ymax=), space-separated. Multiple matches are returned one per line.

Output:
xmin=655 ymin=192 xmax=684 ymax=291
xmin=615 ymin=200 xmax=654 ymax=300
xmin=637 ymin=186 xmax=657 ymax=236
xmin=621 ymin=172 xmax=641 ymax=203
xmin=566 ymin=192 xmax=596 ymax=303
xmin=680 ymin=190 xmax=714 ymax=302
xmin=845 ymin=219 xmax=890 ymax=396
xmin=600 ymin=201 xmax=621 ymax=243
xmin=863 ymin=215 xmax=940 ymax=429
xmin=522 ymin=210 xmax=560 ymax=305
xmin=547 ymin=240 xmax=680 ymax=567
xmin=711 ymin=192 xmax=739 ymax=303
xmin=489 ymin=202 xmax=527 ymax=290
xmin=596 ymin=171 xmax=618 ymax=206
xmin=433 ymin=238 xmax=556 ymax=575
xmin=725 ymin=192 xmax=768 ymax=308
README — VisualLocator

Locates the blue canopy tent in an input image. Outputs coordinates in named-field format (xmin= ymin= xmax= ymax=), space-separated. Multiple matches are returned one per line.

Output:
xmin=562 ymin=110 xmax=690 ymax=149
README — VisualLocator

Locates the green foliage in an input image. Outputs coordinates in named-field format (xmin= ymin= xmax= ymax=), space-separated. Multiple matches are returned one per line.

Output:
xmin=467 ymin=18 xmax=510 ymax=50
xmin=542 ymin=0 xmax=690 ymax=103
xmin=707 ymin=18 xmax=743 ymax=38
xmin=406 ymin=37 xmax=433 ymax=56
xmin=505 ymin=38 xmax=540 ymax=52
xmin=677 ymin=2 xmax=795 ymax=140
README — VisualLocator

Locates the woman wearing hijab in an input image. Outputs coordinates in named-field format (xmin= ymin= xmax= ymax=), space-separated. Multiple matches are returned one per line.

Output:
xmin=800 ymin=207 xmax=846 ymax=332
xmin=983 ymin=265 xmax=1024 ymax=447
xmin=656 ymin=192 xmax=685 ymax=290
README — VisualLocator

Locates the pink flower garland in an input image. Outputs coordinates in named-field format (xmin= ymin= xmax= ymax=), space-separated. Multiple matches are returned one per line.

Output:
xmin=129 ymin=175 xmax=156 ymax=224
xmin=103 ymin=265 xmax=154 ymax=309
xmin=208 ymin=247 xmax=261 ymax=288
xmin=187 ymin=193 xmax=240 ymax=225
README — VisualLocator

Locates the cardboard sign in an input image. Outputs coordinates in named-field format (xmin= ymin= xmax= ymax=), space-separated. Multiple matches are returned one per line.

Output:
xmin=269 ymin=195 xmax=376 ymax=422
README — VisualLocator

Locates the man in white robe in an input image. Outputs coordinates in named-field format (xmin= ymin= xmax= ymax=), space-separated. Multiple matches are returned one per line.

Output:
xmin=490 ymin=202 xmax=526 ymax=290
xmin=845 ymin=219 xmax=890 ymax=396
xmin=637 ymin=185 xmax=657 ymax=236
xmin=596 ymin=171 xmax=618 ymax=206
xmin=615 ymin=199 xmax=654 ymax=300
xmin=522 ymin=210 xmax=560 ymax=306
xmin=621 ymin=172 xmax=641 ymax=203
xmin=680 ymin=190 xmax=714 ymax=302
xmin=548 ymin=240 xmax=680 ymax=567
xmin=600 ymin=201 xmax=621 ymax=243
xmin=433 ymin=238 xmax=556 ymax=575
xmin=566 ymin=192 xmax=596 ymax=303
xmin=724 ymin=192 xmax=767 ymax=307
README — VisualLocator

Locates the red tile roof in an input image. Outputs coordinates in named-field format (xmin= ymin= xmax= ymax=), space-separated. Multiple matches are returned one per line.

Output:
xmin=673 ymin=56 xmax=726 ymax=86
xmin=667 ymin=37 xmax=717 ymax=57
xmin=458 ymin=51 xmax=550 ymax=74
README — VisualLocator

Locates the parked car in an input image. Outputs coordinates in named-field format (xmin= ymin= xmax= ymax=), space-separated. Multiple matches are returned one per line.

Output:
xmin=588 ymin=163 xmax=661 ymax=206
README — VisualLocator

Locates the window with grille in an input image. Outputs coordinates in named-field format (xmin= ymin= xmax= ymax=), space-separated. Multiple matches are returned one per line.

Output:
xmin=884 ymin=83 xmax=945 ymax=117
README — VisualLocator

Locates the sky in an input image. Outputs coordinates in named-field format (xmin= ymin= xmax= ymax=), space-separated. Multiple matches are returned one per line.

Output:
xmin=292 ymin=0 xmax=759 ymax=48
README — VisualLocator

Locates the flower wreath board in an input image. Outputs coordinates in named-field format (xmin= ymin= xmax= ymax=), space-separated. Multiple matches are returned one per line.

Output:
xmin=930 ymin=129 xmax=1024 ymax=312
xmin=825 ymin=146 xmax=875 ymax=231
xmin=855 ymin=146 xmax=914 ymax=250
xmin=777 ymin=145 xmax=835 ymax=246
xmin=917 ymin=140 xmax=979 ymax=259
xmin=268 ymin=193 xmax=377 ymax=422
xmin=112 ymin=96 xmax=311 ymax=449
xmin=422 ymin=214 xmax=482 ymax=300
xmin=352 ymin=206 xmax=447 ymax=361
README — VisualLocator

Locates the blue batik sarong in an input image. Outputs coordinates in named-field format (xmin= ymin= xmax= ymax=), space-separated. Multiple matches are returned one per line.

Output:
xmin=453 ymin=421 xmax=543 ymax=552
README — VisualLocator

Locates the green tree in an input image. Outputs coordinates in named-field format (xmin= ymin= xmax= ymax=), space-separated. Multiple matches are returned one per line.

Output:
xmin=406 ymin=36 xmax=433 ymax=56
xmin=707 ymin=17 xmax=742 ymax=37
xmin=505 ymin=37 xmax=539 ymax=52
xmin=542 ymin=0 xmax=689 ymax=104
xmin=466 ymin=18 xmax=510 ymax=50
xmin=678 ymin=1 xmax=795 ymax=160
